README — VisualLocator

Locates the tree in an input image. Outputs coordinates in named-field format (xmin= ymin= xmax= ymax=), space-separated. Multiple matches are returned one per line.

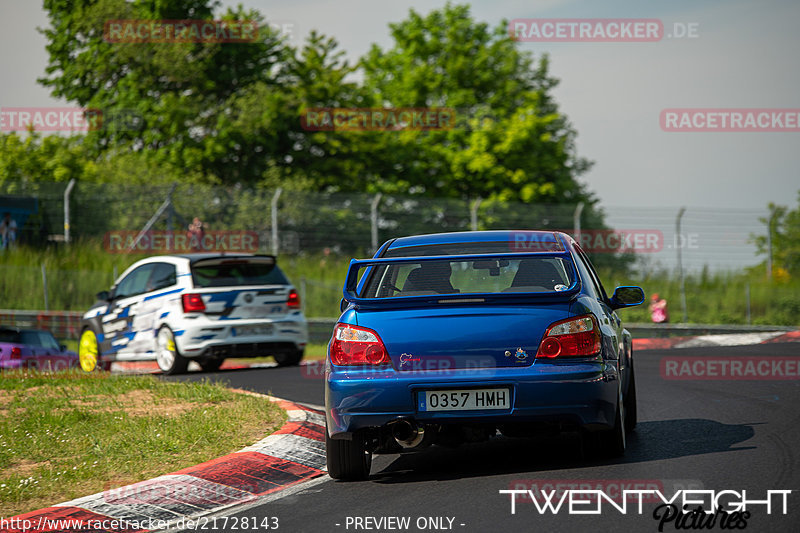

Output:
xmin=753 ymin=193 xmax=800 ymax=277
xmin=359 ymin=3 xmax=593 ymax=203
xmin=39 ymin=0 xmax=293 ymax=182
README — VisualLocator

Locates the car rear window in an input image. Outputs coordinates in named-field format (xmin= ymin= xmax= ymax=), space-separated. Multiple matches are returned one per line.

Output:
xmin=0 ymin=330 xmax=21 ymax=343
xmin=191 ymin=258 xmax=289 ymax=287
xmin=0 ymin=330 xmax=57 ymax=348
xmin=362 ymin=257 xmax=574 ymax=297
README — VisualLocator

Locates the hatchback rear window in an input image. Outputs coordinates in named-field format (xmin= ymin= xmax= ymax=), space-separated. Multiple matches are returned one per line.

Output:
xmin=191 ymin=258 xmax=289 ymax=287
xmin=361 ymin=257 xmax=574 ymax=297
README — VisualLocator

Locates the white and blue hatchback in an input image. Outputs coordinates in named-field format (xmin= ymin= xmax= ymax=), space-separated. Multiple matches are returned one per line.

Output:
xmin=79 ymin=254 xmax=308 ymax=374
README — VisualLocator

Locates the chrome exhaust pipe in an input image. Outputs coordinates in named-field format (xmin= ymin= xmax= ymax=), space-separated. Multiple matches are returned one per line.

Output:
xmin=390 ymin=419 xmax=425 ymax=448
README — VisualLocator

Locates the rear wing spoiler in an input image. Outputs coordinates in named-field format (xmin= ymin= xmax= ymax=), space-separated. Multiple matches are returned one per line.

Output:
xmin=343 ymin=251 xmax=580 ymax=306
xmin=190 ymin=254 xmax=276 ymax=266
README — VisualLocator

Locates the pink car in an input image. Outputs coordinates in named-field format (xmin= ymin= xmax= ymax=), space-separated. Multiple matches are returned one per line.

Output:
xmin=0 ymin=326 xmax=78 ymax=371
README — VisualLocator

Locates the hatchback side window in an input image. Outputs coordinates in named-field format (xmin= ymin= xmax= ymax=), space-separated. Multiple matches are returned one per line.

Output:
xmin=148 ymin=263 xmax=177 ymax=292
xmin=575 ymin=247 xmax=609 ymax=303
xmin=572 ymin=249 xmax=601 ymax=300
xmin=114 ymin=265 xmax=154 ymax=299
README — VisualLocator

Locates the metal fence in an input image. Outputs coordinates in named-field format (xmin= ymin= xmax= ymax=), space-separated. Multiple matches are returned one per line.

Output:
xmin=0 ymin=180 xmax=776 ymax=274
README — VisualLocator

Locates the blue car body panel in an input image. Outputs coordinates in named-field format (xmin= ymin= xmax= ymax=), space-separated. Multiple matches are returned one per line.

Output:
xmin=325 ymin=230 xmax=636 ymax=440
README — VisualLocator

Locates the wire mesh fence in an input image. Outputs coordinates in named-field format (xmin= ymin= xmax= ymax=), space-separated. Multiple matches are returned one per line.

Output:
xmin=0 ymin=180 xmax=775 ymax=274
xmin=1 ymin=180 xmax=797 ymax=327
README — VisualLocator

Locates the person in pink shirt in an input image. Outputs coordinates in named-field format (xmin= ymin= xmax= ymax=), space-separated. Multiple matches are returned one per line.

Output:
xmin=649 ymin=293 xmax=669 ymax=323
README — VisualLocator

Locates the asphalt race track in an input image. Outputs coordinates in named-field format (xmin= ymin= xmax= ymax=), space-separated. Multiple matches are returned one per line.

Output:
xmin=165 ymin=343 xmax=800 ymax=533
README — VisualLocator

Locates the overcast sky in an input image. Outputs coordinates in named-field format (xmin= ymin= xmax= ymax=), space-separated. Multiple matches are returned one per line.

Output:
xmin=1 ymin=0 xmax=798 ymax=213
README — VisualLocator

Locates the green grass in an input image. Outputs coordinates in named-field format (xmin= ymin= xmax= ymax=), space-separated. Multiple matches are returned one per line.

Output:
xmin=1 ymin=241 xmax=799 ymax=326
xmin=0 ymin=370 xmax=285 ymax=517
xmin=0 ymin=241 xmax=349 ymax=317
xmin=597 ymin=268 xmax=800 ymax=326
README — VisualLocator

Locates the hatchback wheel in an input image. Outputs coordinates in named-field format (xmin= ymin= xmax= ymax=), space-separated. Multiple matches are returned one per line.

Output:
xmin=199 ymin=358 xmax=225 ymax=372
xmin=79 ymin=328 xmax=109 ymax=372
xmin=326 ymin=428 xmax=372 ymax=481
xmin=598 ymin=389 xmax=626 ymax=457
xmin=624 ymin=363 xmax=638 ymax=433
xmin=274 ymin=348 xmax=304 ymax=367
xmin=156 ymin=327 xmax=189 ymax=375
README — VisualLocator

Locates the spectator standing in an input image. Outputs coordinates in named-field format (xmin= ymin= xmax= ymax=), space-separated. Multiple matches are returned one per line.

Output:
xmin=649 ymin=293 xmax=669 ymax=324
xmin=187 ymin=217 xmax=205 ymax=252
xmin=0 ymin=212 xmax=18 ymax=251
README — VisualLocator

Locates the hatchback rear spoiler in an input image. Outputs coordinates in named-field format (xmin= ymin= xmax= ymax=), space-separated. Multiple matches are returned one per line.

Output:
xmin=343 ymin=251 xmax=579 ymax=305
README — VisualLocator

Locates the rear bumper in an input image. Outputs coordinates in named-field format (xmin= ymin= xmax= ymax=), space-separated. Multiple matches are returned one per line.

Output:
xmin=325 ymin=361 xmax=619 ymax=438
xmin=175 ymin=315 xmax=308 ymax=358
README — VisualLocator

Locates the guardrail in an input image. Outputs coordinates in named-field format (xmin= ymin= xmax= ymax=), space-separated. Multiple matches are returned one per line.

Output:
xmin=0 ymin=309 xmax=84 ymax=339
xmin=624 ymin=322 xmax=797 ymax=338
xmin=1 ymin=311 xmax=794 ymax=344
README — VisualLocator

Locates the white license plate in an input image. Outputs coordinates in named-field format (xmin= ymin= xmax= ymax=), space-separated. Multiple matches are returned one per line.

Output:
xmin=240 ymin=305 xmax=284 ymax=318
xmin=233 ymin=324 xmax=273 ymax=337
xmin=418 ymin=388 xmax=510 ymax=412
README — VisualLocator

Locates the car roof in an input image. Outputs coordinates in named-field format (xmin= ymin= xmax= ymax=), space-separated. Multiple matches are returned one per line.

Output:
xmin=0 ymin=326 xmax=50 ymax=335
xmin=385 ymin=230 xmax=573 ymax=250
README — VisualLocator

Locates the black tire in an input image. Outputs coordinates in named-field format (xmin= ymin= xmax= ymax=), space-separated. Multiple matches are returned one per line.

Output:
xmin=326 ymin=428 xmax=372 ymax=481
xmin=624 ymin=362 xmax=638 ymax=433
xmin=598 ymin=389 xmax=626 ymax=458
xmin=155 ymin=326 xmax=189 ymax=375
xmin=199 ymin=358 xmax=225 ymax=372
xmin=274 ymin=348 xmax=304 ymax=367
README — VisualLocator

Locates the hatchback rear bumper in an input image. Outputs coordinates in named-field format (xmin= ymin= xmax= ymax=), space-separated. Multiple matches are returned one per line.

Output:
xmin=175 ymin=315 xmax=308 ymax=358
xmin=325 ymin=361 xmax=619 ymax=438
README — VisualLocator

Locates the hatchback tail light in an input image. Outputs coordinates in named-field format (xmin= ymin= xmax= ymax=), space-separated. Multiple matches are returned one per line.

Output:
xmin=182 ymin=293 xmax=206 ymax=313
xmin=287 ymin=289 xmax=301 ymax=309
xmin=330 ymin=323 xmax=390 ymax=366
xmin=10 ymin=347 xmax=21 ymax=360
xmin=536 ymin=315 xmax=601 ymax=358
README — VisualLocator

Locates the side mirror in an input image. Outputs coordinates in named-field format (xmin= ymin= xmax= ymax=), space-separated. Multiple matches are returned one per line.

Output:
xmin=96 ymin=290 xmax=111 ymax=301
xmin=339 ymin=298 xmax=349 ymax=313
xmin=609 ymin=286 xmax=645 ymax=309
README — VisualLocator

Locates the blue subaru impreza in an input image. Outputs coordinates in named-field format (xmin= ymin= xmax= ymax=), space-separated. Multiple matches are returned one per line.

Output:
xmin=325 ymin=230 xmax=644 ymax=480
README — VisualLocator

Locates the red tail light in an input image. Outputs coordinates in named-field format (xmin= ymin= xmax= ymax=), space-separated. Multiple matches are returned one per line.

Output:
xmin=536 ymin=315 xmax=601 ymax=358
xmin=330 ymin=323 xmax=390 ymax=366
xmin=10 ymin=347 xmax=21 ymax=360
xmin=182 ymin=293 xmax=206 ymax=313
xmin=287 ymin=289 xmax=301 ymax=309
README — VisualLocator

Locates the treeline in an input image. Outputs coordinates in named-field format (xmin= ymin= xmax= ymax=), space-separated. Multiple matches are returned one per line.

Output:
xmin=1 ymin=1 xmax=594 ymax=207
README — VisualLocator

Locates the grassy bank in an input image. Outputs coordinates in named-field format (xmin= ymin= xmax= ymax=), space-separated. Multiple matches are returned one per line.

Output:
xmin=599 ymin=269 xmax=800 ymax=326
xmin=0 ymin=370 xmax=285 ymax=517
xmin=0 ymin=241 xmax=350 ymax=317
xmin=1 ymin=241 xmax=798 ymax=326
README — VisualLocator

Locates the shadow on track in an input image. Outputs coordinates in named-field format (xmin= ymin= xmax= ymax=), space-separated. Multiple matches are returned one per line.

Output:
xmin=366 ymin=419 xmax=756 ymax=484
